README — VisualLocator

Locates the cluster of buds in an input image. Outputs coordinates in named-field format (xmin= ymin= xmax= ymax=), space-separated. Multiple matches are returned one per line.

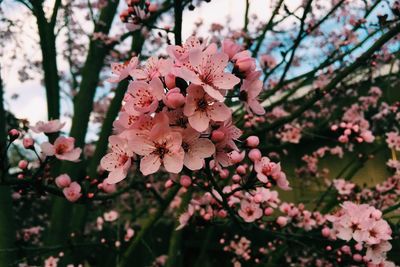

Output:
xmin=120 ymin=0 xmax=157 ymax=31
xmin=331 ymin=122 xmax=374 ymax=144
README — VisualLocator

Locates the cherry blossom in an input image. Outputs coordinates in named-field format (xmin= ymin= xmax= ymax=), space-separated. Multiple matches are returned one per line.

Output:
xmin=30 ymin=120 xmax=65 ymax=134
xmin=40 ymin=136 xmax=81 ymax=162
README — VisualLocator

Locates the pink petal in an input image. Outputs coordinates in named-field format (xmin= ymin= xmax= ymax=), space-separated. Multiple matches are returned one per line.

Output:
xmin=128 ymin=136 xmax=155 ymax=155
xmin=184 ymin=152 xmax=204 ymax=170
xmin=57 ymin=148 xmax=81 ymax=162
xmin=40 ymin=142 xmax=55 ymax=156
xmin=207 ymin=102 xmax=231 ymax=122
xmin=188 ymin=111 xmax=210 ymax=132
xmin=173 ymin=67 xmax=202 ymax=85
xmin=105 ymin=167 xmax=128 ymax=184
xmin=191 ymin=138 xmax=215 ymax=158
xmin=248 ymin=99 xmax=265 ymax=115
xmin=203 ymin=85 xmax=224 ymax=101
xmin=163 ymin=148 xmax=184 ymax=173
xmin=149 ymin=77 xmax=165 ymax=100
xmin=140 ymin=154 xmax=161 ymax=175
xmin=212 ymin=73 xmax=240 ymax=89
xmin=129 ymin=69 xmax=147 ymax=80
xmin=100 ymin=152 xmax=120 ymax=171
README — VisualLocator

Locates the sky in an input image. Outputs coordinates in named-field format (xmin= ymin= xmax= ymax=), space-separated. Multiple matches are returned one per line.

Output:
xmin=2 ymin=0 xmax=302 ymax=132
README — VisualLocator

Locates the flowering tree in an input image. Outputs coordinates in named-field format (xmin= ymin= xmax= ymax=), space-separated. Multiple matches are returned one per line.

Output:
xmin=1 ymin=0 xmax=400 ymax=266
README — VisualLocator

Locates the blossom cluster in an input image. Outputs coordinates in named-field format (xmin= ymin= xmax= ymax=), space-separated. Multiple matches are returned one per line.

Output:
xmin=326 ymin=202 xmax=392 ymax=265
xmin=101 ymin=37 xmax=268 ymax=184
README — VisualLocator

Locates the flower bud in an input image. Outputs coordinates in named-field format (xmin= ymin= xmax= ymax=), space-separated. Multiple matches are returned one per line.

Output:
xmin=276 ymin=216 xmax=287 ymax=227
xmin=264 ymin=207 xmax=273 ymax=216
xmin=248 ymin=149 xmax=261 ymax=162
xmin=165 ymin=179 xmax=174 ymax=188
xmin=164 ymin=88 xmax=185 ymax=109
xmin=179 ymin=175 xmax=192 ymax=188
xmin=8 ymin=129 xmax=20 ymax=142
xmin=165 ymin=74 xmax=176 ymax=89
xmin=211 ymin=130 xmax=225 ymax=142
xmin=246 ymin=136 xmax=259 ymax=147
xmin=18 ymin=160 xmax=28 ymax=169
xmin=23 ymin=137 xmax=34 ymax=149
xmin=55 ymin=174 xmax=72 ymax=188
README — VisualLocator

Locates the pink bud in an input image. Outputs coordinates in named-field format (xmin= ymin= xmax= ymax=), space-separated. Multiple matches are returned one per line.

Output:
xmin=17 ymin=174 xmax=24 ymax=180
xmin=101 ymin=182 xmax=116 ymax=193
xmin=179 ymin=175 xmax=192 ymax=188
xmin=23 ymin=137 xmax=34 ymax=149
xmin=353 ymin=254 xmax=362 ymax=262
xmin=230 ymin=150 xmax=243 ymax=164
xmin=264 ymin=207 xmax=273 ymax=216
xmin=338 ymin=135 xmax=348 ymax=143
xmin=8 ymin=129 xmax=20 ymax=141
xmin=371 ymin=209 xmax=382 ymax=219
xmin=148 ymin=3 xmax=157 ymax=12
xmin=232 ymin=174 xmax=241 ymax=183
xmin=354 ymin=243 xmax=363 ymax=251
xmin=165 ymin=74 xmax=176 ymax=89
xmin=55 ymin=174 xmax=72 ymax=188
xmin=325 ymin=245 xmax=332 ymax=251
xmin=341 ymin=245 xmax=351 ymax=254
xmin=219 ymin=169 xmax=229 ymax=179
xmin=254 ymin=194 xmax=263 ymax=203
xmin=344 ymin=129 xmax=351 ymax=135
xmin=218 ymin=210 xmax=227 ymax=218
xmin=236 ymin=165 xmax=246 ymax=175
xmin=203 ymin=213 xmax=212 ymax=221
xmin=246 ymin=136 xmax=259 ymax=147
xmin=164 ymin=88 xmax=185 ymax=109
xmin=18 ymin=160 xmax=28 ymax=169
xmin=165 ymin=179 xmax=174 ymax=188
xmin=331 ymin=125 xmax=338 ymax=131
xmin=248 ymin=149 xmax=261 ymax=162
xmin=211 ymin=130 xmax=225 ymax=142
xmin=321 ymin=227 xmax=330 ymax=237
xmin=235 ymin=57 xmax=255 ymax=73
xmin=276 ymin=216 xmax=287 ymax=227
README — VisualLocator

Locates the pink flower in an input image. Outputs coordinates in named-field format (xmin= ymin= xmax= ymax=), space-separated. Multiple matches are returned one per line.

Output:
xmin=163 ymin=88 xmax=185 ymax=109
xmin=238 ymin=199 xmax=263 ymax=223
xmin=167 ymin=36 xmax=211 ymax=64
xmin=124 ymin=78 xmax=164 ymax=114
xmin=174 ymin=49 xmax=240 ymax=101
xmin=260 ymin=54 xmax=277 ymax=69
xmin=30 ymin=120 xmax=65 ymax=134
xmin=333 ymin=179 xmax=355 ymax=195
xmin=100 ymin=136 xmax=133 ymax=184
xmin=129 ymin=124 xmax=184 ymax=175
xmin=63 ymin=182 xmax=82 ymax=202
xmin=222 ymin=39 xmax=242 ymax=60
xmin=44 ymin=256 xmax=59 ymax=267
xmin=181 ymin=127 xmax=215 ymax=170
xmin=232 ymin=50 xmax=256 ymax=74
xmin=361 ymin=219 xmax=392 ymax=245
xmin=386 ymin=132 xmax=400 ymax=151
xmin=365 ymin=241 xmax=392 ymax=264
xmin=103 ymin=210 xmax=119 ymax=222
xmin=107 ymin=56 xmax=138 ymax=83
xmin=183 ymin=85 xmax=231 ymax=132
xmin=130 ymin=56 xmax=172 ymax=81
xmin=254 ymin=157 xmax=291 ymax=190
xmin=213 ymin=120 xmax=242 ymax=150
xmin=55 ymin=174 xmax=71 ymax=188
xmin=239 ymin=71 xmax=265 ymax=115
xmin=41 ymin=136 xmax=81 ymax=162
